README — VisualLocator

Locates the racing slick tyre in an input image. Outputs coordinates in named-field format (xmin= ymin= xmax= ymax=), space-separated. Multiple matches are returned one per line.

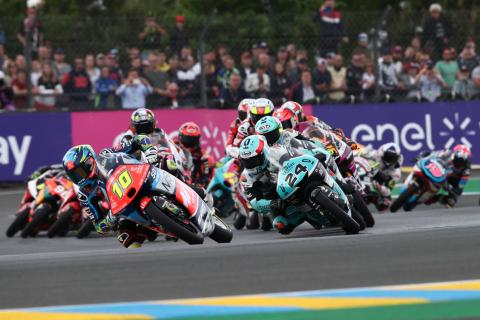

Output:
xmin=6 ymin=208 xmax=30 ymax=238
xmin=353 ymin=191 xmax=375 ymax=227
xmin=47 ymin=208 xmax=74 ymax=238
xmin=261 ymin=214 xmax=272 ymax=231
xmin=351 ymin=208 xmax=366 ymax=231
xmin=246 ymin=211 xmax=260 ymax=229
xmin=233 ymin=212 xmax=246 ymax=230
xmin=209 ymin=215 xmax=233 ymax=243
xmin=77 ymin=220 xmax=94 ymax=239
xmin=145 ymin=198 xmax=204 ymax=245
xmin=390 ymin=185 xmax=418 ymax=213
xmin=21 ymin=204 xmax=52 ymax=238
xmin=311 ymin=188 xmax=361 ymax=235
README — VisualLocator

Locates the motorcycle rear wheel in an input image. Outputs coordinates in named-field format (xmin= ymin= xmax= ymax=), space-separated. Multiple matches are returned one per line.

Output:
xmin=145 ymin=198 xmax=204 ymax=245
xmin=77 ymin=220 xmax=94 ymax=239
xmin=47 ymin=208 xmax=74 ymax=238
xmin=351 ymin=208 xmax=366 ymax=231
xmin=353 ymin=191 xmax=375 ymax=227
xmin=209 ymin=215 xmax=233 ymax=243
xmin=233 ymin=212 xmax=246 ymax=230
xmin=21 ymin=204 xmax=52 ymax=238
xmin=390 ymin=185 xmax=418 ymax=213
xmin=6 ymin=208 xmax=30 ymax=238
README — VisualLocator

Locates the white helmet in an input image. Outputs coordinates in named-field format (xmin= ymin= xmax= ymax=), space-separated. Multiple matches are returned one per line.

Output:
xmin=378 ymin=143 xmax=403 ymax=168
xmin=249 ymin=98 xmax=275 ymax=124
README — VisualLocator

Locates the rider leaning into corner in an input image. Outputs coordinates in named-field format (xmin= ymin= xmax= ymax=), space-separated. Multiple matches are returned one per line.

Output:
xmin=417 ymin=144 xmax=471 ymax=208
xmin=62 ymin=137 xmax=216 ymax=248
xmin=225 ymin=98 xmax=255 ymax=157
xmin=360 ymin=143 xmax=403 ymax=210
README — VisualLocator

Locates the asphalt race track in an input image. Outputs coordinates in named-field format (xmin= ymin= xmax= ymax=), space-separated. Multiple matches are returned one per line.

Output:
xmin=0 ymin=189 xmax=479 ymax=309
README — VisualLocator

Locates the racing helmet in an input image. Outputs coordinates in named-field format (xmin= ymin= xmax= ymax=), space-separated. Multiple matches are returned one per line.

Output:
xmin=452 ymin=144 xmax=471 ymax=170
xmin=239 ymin=135 xmax=269 ymax=170
xmin=274 ymin=107 xmax=299 ymax=130
xmin=255 ymin=116 xmax=282 ymax=146
xmin=62 ymin=145 xmax=97 ymax=187
xmin=281 ymin=101 xmax=304 ymax=120
xmin=238 ymin=98 xmax=255 ymax=121
xmin=131 ymin=108 xmax=156 ymax=135
xmin=379 ymin=143 xmax=401 ymax=168
xmin=179 ymin=122 xmax=201 ymax=149
xmin=249 ymin=98 xmax=275 ymax=124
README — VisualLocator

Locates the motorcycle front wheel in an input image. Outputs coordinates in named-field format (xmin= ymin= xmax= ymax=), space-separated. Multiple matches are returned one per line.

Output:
xmin=209 ymin=215 xmax=233 ymax=243
xmin=390 ymin=184 xmax=418 ymax=213
xmin=6 ymin=207 xmax=30 ymax=238
xmin=77 ymin=220 xmax=94 ymax=239
xmin=21 ymin=203 xmax=52 ymax=238
xmin=47 ymin=207 xmax=74 ymax=238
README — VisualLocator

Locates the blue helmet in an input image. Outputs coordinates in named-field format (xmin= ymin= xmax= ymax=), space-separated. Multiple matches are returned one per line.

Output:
xmin=239 ymin=135 xmax=269 ymax=170
xmin=255 ymin=116 xmax=282 ymax=146
xmin=62 ymin=145 xmax=98 ymax=187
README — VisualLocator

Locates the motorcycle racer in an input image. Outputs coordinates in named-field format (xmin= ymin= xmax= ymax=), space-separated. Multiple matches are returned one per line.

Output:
xmin=416 ymin=144 xmax=471 ymax=207
xmin=176 ymin=122 xmax=215 ymax=187
xmin=225 ymin=98 xmax=255 ymax=158
xmin=63 ymin=137 xmax=161 ymax=248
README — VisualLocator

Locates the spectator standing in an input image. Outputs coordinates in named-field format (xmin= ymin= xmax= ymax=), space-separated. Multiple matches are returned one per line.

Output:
xmin=346 ymin=54 xmax=365 ymax=101
xmin=276 ymin=46 xmax=288 ymax=67
xmin=139 ymin=15 xmax=166 ymax=52
xmin=217 ymin=55 xmax=239 ymax=90
xmin=378 ymin=51 xmax=400 ymax=99
xmin=105 ymin=53 xmax=122 ymax=83
xmin=62 ymin=56 xmax=92 ymax=106
xmin=312 ymin=59 xmax=332 ymax=101
xmin=159 ymin=82 xmax=183 ymax=109
xmin=391 ymin=46 xmax=404 ymax=76
xmin=220 ymin=73 xmax=248 ymax=108
xmin=239 ymin=51 xmax=254 ymax=81
xmin=116 ymin=69 xmax=152 ymax=109
xmin=12 ymin=70 xmax=28 ymax=109
xmin=328 ymin=54 xmax=347 ymax=101
xmin=270 ymin=62 xmax=290 ymax=104
xmin=452 ymin=64 xmax=471 ymax=100
xmin=167 ymin=55 xmax=179 ymax=83
xmin=0 ymin=44 xmax=7 ymax=71
xmin=95 ymin=53 xmax=105 ymax=69
xmin=31 ymin=60 xmax=42 ymax=85
xmin=34 ymin=63 xmax=62 ymax=110
xmin=290 ymin=70 xmax=319 ymax=104
xmin=361 ymin=64 xmax=376 ymax=99
xmin=144 ymin=53 xmax=168 ymax=99
xmin=435 ymin=48 xmax=458 ymax=94
xmin=468 ymin=65 xmax=480 ymax=100
xmin=458 ymin=41 xmax=479 ymax=74
xmin=156 ymin=52 xmax=170 ymax=72
xmin=95 ymin=66 xmax=117 ymax=109
xmin=352 ymin=33 xmax=373 ymax=62
xmin=17 ymin=8 xmax=43 ymax=55
xmin=421 ymin=4 xmax=453 ymax=61
xmin=177 ymin=56 xmax=201 ymax=103
xmin=314 ymin=0 xmax=346 ymax=56
xmin=399 ymin=63 xmax=420 ymax=101
xmin=53 ymin=48 xmax=71 ymax=78
xmin=415 ymin=62 xmax=447 ymax=102
xmin=85 ymin=54 xmax=100 ymax=90
xmin=170 ymin=16 xmax=189 ymax=55
xmin=37 ymin=45 xmax=51 ymax=66
xmin=245 ymin=65 xmax=270 ymax=98
xmin=4 ymin=63 xmax=17 ymax=86
xmin=0 ymin=73 xmax=14 ymax=111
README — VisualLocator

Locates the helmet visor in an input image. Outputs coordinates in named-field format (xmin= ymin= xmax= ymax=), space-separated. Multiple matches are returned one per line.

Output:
xmin=241 ymin=153 xmax=266 ymax=170
xmin=180 ymin=135 xmax=200 ymax=148
xmin=281 ymin=119 xmax=293 ymax=129
xmin=263 ymin=129 xmax=281 ymax=145
xmin=67 ymin=157 xmax=94 ymax=185
xmin=134 ymin=122 xmax=155 ymax=135
xmin=383 ymin=150 xmax=398 ymax=166
xmin=238 ymin=110 xmax=247 ymax=121
xmin=453 ymin=156 xmax=467 ymax=169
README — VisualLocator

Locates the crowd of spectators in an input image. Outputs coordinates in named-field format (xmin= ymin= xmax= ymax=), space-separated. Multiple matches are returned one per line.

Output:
xmin=1 ymin=2 xmax=480 ymax=111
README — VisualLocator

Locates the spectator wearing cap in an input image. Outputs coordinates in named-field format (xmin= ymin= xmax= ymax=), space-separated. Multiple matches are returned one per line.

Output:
xmin=435 ymin=48 xmax=459 ymax=94
xmin=346 ymin=54 xmax=365 ymax=102
xmin=290 ymin=69 xmax=319 ymax=104
xmin=391 ymin=46 xmax=404 ymax=76
xmin=468 ymin=64 xmax=480 ymax=100
xmin=313 ymin=58 xmax=332 ymax=101
xmin=328 ymin=54 xmax=347 ymax=101
xmin=53 ymin=48 xmax=71 ymax=78
xmin=105 ymin=52 xmax=122 ymax=83
xmin=95 ymin=66 xmax=117 ymax=109
xmin=452 ymin=64 xmax=470 ymax=100
xmin=62 ymin=56 xmax=92 ymax=106
xmin=220 ymin=73 xmax=249 ymax=109
xmin=422 ymin=4 xmax=453 ymax=61
xmin=415 ymin=62 xmax=447 ymax=102
xmin=170 ymin=16 xmax=189 ymax=55
xmin=352 ymin=33 xmax=373 ymax=62
xmin=245 ymin=64 xmax=270 ymax=98
xmin=314 ymin=0 xmax=347 ymax=57
xmin=139 ymin=15 xmax=166 ymax=52
xmin=399 ymin=63 xmax=420 ymax=101
xmin=116 ymin=69 xmax=152 ymax=109
xmin=378 ymin=50 xmax=400 ymax=100
xmin=458 ymin=40 xmax=479 ymax=74
xmin=17 ymin=8 xmax=43 ymax=54
xmin=239 ymin=51 xmax=254 ymax=80
xmin=270 ymin=62 xmax=290 ymax=104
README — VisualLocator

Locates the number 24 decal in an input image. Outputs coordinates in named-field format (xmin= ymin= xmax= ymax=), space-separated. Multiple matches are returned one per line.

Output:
xmin=285 ymin=164 xmax=308 ymax=187
xmin=112 ymin=170 xmax=133 ymax=199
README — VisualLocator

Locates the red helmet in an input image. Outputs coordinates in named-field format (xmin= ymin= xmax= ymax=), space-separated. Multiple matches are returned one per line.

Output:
xmin=238 ymin=98 xmax=255 ymax=121
xmin=274 ymin=108 xmax=299 ymax=130
xmin=281 ymin=101 xmax=304 ymax=120
xmin=179 ymin=122 xmax=201 ymax=149
xmin=452 ymin=144 xmax=471 ymax=170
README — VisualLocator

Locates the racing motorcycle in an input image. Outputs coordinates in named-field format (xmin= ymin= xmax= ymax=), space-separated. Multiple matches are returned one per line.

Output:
xmin=276 ymin=152 xmax=362 ymax=234
xmin=46 ymin=184 xmax=83 ymax=238
xmin=354 ymin=155 xmax=391 ymax=212
xmin=390 ymin=156 xmax=448 ymax=212
xmin=21 ymin=174 xmax=76 ymax=238
xmin=5 ymin=179 xmax=39 ymax=237
xmin=99 ymin=152 xmax=233 ymax=245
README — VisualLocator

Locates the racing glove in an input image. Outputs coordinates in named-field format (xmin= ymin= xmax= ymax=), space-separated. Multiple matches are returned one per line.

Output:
xmin=95 ymin=213 xmax=116 ymax=235
xmin=144 ymin=147 xmax=159 ymax=165
xmin=225 ymin=146 xmax=240 ymax=158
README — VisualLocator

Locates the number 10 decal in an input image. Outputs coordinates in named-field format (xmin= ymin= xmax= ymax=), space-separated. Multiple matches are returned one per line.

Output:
xmin=112 ymin=170 xmax=133 ymax=199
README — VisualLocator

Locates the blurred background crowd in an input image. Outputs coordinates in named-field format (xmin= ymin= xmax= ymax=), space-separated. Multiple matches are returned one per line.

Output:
xmin=0 ymin=0 xmax=480 ymax=111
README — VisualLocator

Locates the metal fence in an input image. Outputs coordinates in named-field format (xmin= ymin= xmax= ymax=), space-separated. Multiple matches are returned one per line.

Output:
xmin=1 ymin=8 xmax=480 ymax=111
